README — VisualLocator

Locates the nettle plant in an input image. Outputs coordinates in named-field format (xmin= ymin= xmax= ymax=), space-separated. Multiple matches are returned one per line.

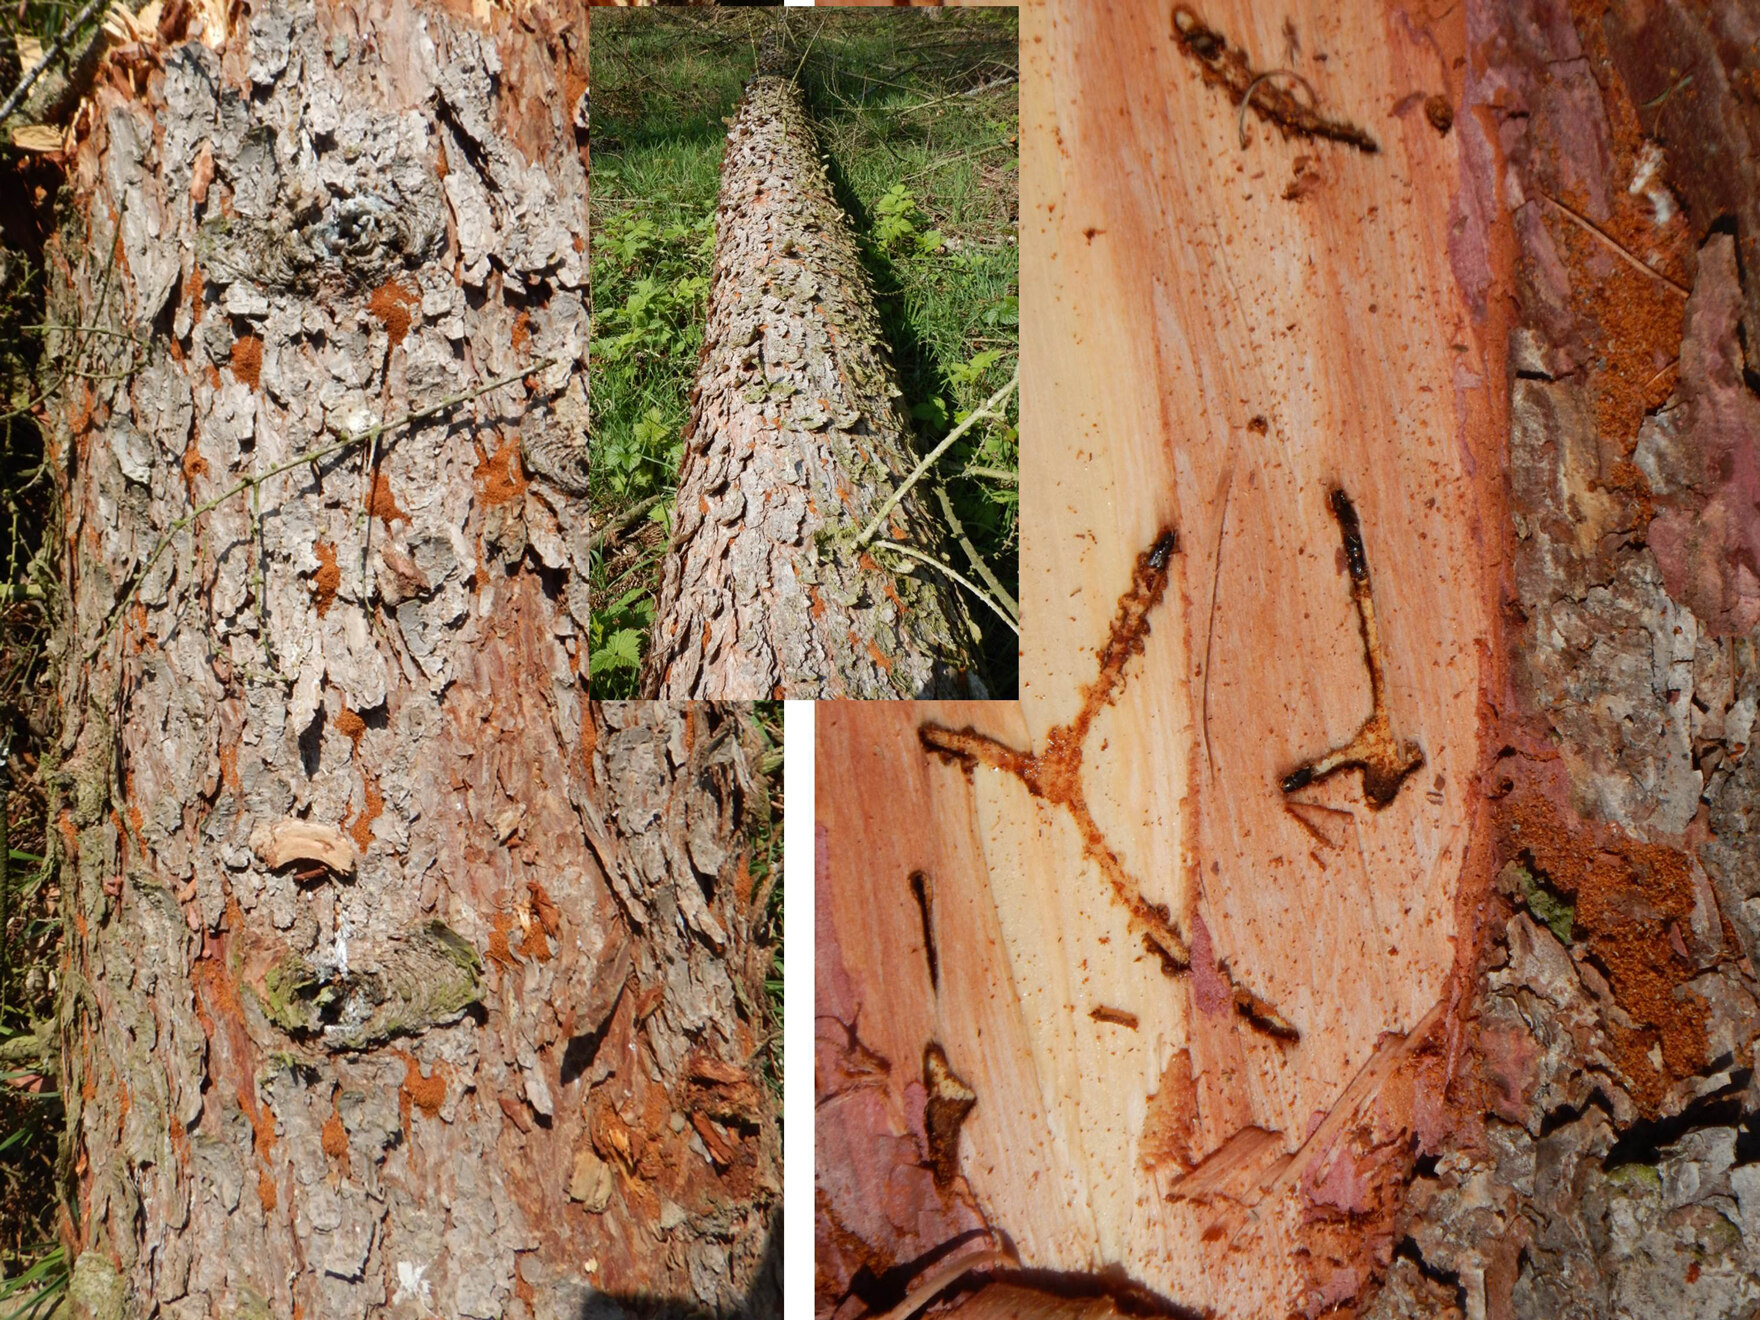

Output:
xmin=872 ymin=183 xmax=944 ymax=256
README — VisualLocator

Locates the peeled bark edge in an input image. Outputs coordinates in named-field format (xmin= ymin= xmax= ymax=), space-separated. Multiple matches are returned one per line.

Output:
xmin=1365 ymin=0 xmax=1760 ymax=1315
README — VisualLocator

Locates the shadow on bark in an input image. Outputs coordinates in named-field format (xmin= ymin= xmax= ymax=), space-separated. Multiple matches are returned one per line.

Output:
xmin=581 ymin=1212 xmax=781 ymax=1319
xmin=802 ymin=92 xmax=1020 ymax=698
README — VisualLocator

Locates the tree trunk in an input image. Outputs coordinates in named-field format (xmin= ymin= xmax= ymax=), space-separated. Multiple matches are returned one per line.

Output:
xmin=817 ymin=1 xmax=1760 ymax=1318
xmin=639 ymin=52 xmax=984 ymax=701
xmin=44 ymin=5 xmax=777 ymax=1318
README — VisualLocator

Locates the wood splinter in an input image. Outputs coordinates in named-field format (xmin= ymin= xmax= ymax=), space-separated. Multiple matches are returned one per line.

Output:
xmin=1089 ymin=1005 xmax=1141 ymax=1030
xmin=1281 ymin=489 xmax=1424 ymax=809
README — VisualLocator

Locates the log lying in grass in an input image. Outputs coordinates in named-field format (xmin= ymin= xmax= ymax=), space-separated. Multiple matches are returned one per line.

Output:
xmin=640 ymin=58 xmax=985 ymax=699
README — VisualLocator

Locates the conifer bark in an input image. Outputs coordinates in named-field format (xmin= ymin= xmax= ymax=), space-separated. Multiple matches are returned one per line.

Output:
xmin=44 ymin=5 xmax=777 ymax=1317
xmin=1365 ymin=1 xmax=1760 ymax=1315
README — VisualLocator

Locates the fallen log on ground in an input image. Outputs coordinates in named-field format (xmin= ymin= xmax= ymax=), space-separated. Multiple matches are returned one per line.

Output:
xmin=640 ymin=41 xmax=986 ymax=699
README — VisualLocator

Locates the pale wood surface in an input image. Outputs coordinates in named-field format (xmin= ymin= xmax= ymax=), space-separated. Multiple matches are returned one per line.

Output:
xmin=818 ymin=0 xmax=1502 ymax=1313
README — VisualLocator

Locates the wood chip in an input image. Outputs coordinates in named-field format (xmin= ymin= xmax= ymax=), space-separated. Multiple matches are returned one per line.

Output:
xmin=10 ymin=125 xmax=64 ymax=154
xmin=249 ymin=818 xmax=358 ymax=876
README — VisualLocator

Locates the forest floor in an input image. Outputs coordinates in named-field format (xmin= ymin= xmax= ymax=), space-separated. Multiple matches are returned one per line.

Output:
xmin=588 ymin=6 xmax=1021 ymax=696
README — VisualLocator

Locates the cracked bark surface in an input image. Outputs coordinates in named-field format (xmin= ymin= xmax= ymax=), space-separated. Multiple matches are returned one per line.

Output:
xmin=639 ymin=62 xmax=984 ymax=700
xmin=44 ymin=5 xmax=776 ymax=1318
xmin=1364 ymin=0 xmax=1760 ymax=1316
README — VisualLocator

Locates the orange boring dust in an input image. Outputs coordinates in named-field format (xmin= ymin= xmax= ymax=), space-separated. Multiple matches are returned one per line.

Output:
xmin=368 ymin=279 xmax=418 ymax=349
xmin=334 ymin=705 xmax=366 ymax=749
xmin=310 ymin=540 xmax=341 ymax=617
xmin=229 ymin=335 xmax=263 ymax=390
xmin=365 ymin=469 xmax=407 ymax=527
xmin=396 ymin=1050 xmax=447 ymax=1138
xmin=348 ymin=772 xmax=382 ymax=854
xmin=474 ymin=438 xmax=528 ymax=508
xmin=919 ymin=530 xmax=1299 ymax=1041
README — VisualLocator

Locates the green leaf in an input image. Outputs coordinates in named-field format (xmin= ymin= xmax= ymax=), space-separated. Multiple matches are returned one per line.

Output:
xmin=983 ymin=295 xmax=1019 ymax=327
xmin=632 ymin=407 xmax=674 ymax=448
xmin=874 ymin=183 xmax=915 ymax=216
xmin=589 ymin=629 xmax=645 ymax=677
xmin=947 ymin=348 xmax=1003 ymax=388
xmin=610 ymin=586 xmax=649 ymax=613
xmin=911 ymin=397 xmax=948 ymax=429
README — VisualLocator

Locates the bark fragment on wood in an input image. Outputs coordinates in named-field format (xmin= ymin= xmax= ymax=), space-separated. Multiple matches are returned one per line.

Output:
xmin=249 ymin=817 xmax=357 ymax=876
xmin=641 ymin=63 xmax=984 ymax=699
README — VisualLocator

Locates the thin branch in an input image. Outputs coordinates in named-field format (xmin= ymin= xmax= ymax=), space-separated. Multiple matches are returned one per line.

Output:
xmin=865 ymin=1249 xmax=1017 ymax=1320
xmin=1540 ymin=192 xmax=1690 ymax=298
xmin=899 ymin=140 xmax=1015 ymax=186
xmin=791 ymin=13 xmax=829 ymax=84
xmin=933 ymin=484 xmax=1017 ymax=622
xmin=589 ymin=492 xmax=666 ymax=553
xmin=0 ymin=0 xmax=109 ymax=126
xmin=897 ymin=75 xmax=1018 ymax=116
xmin=855 ymin=366 xmax=1018 ymax=549
xmin=0 ymin=324 xmax=148 ymax=426
xmin=86 ymin=359 xmax=556 ymax=659
xmin=962 ymin=465 xmax=1017 ymax=485
xmin=872 ymin=540 xmax=1017 ymax=636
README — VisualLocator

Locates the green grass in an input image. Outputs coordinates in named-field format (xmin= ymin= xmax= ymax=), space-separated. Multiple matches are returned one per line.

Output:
xmin=742 ymin=703 xmax=784 ymax=1106
xmin=589 ymin=7 xmax=1021 ymax=696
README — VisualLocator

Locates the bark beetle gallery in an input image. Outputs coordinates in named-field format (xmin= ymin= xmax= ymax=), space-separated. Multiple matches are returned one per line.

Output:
xmin=18 ymin=2 xmax=779 ymax=1317
xmin=817 ymin=1 xmax=1760 ymax=1319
